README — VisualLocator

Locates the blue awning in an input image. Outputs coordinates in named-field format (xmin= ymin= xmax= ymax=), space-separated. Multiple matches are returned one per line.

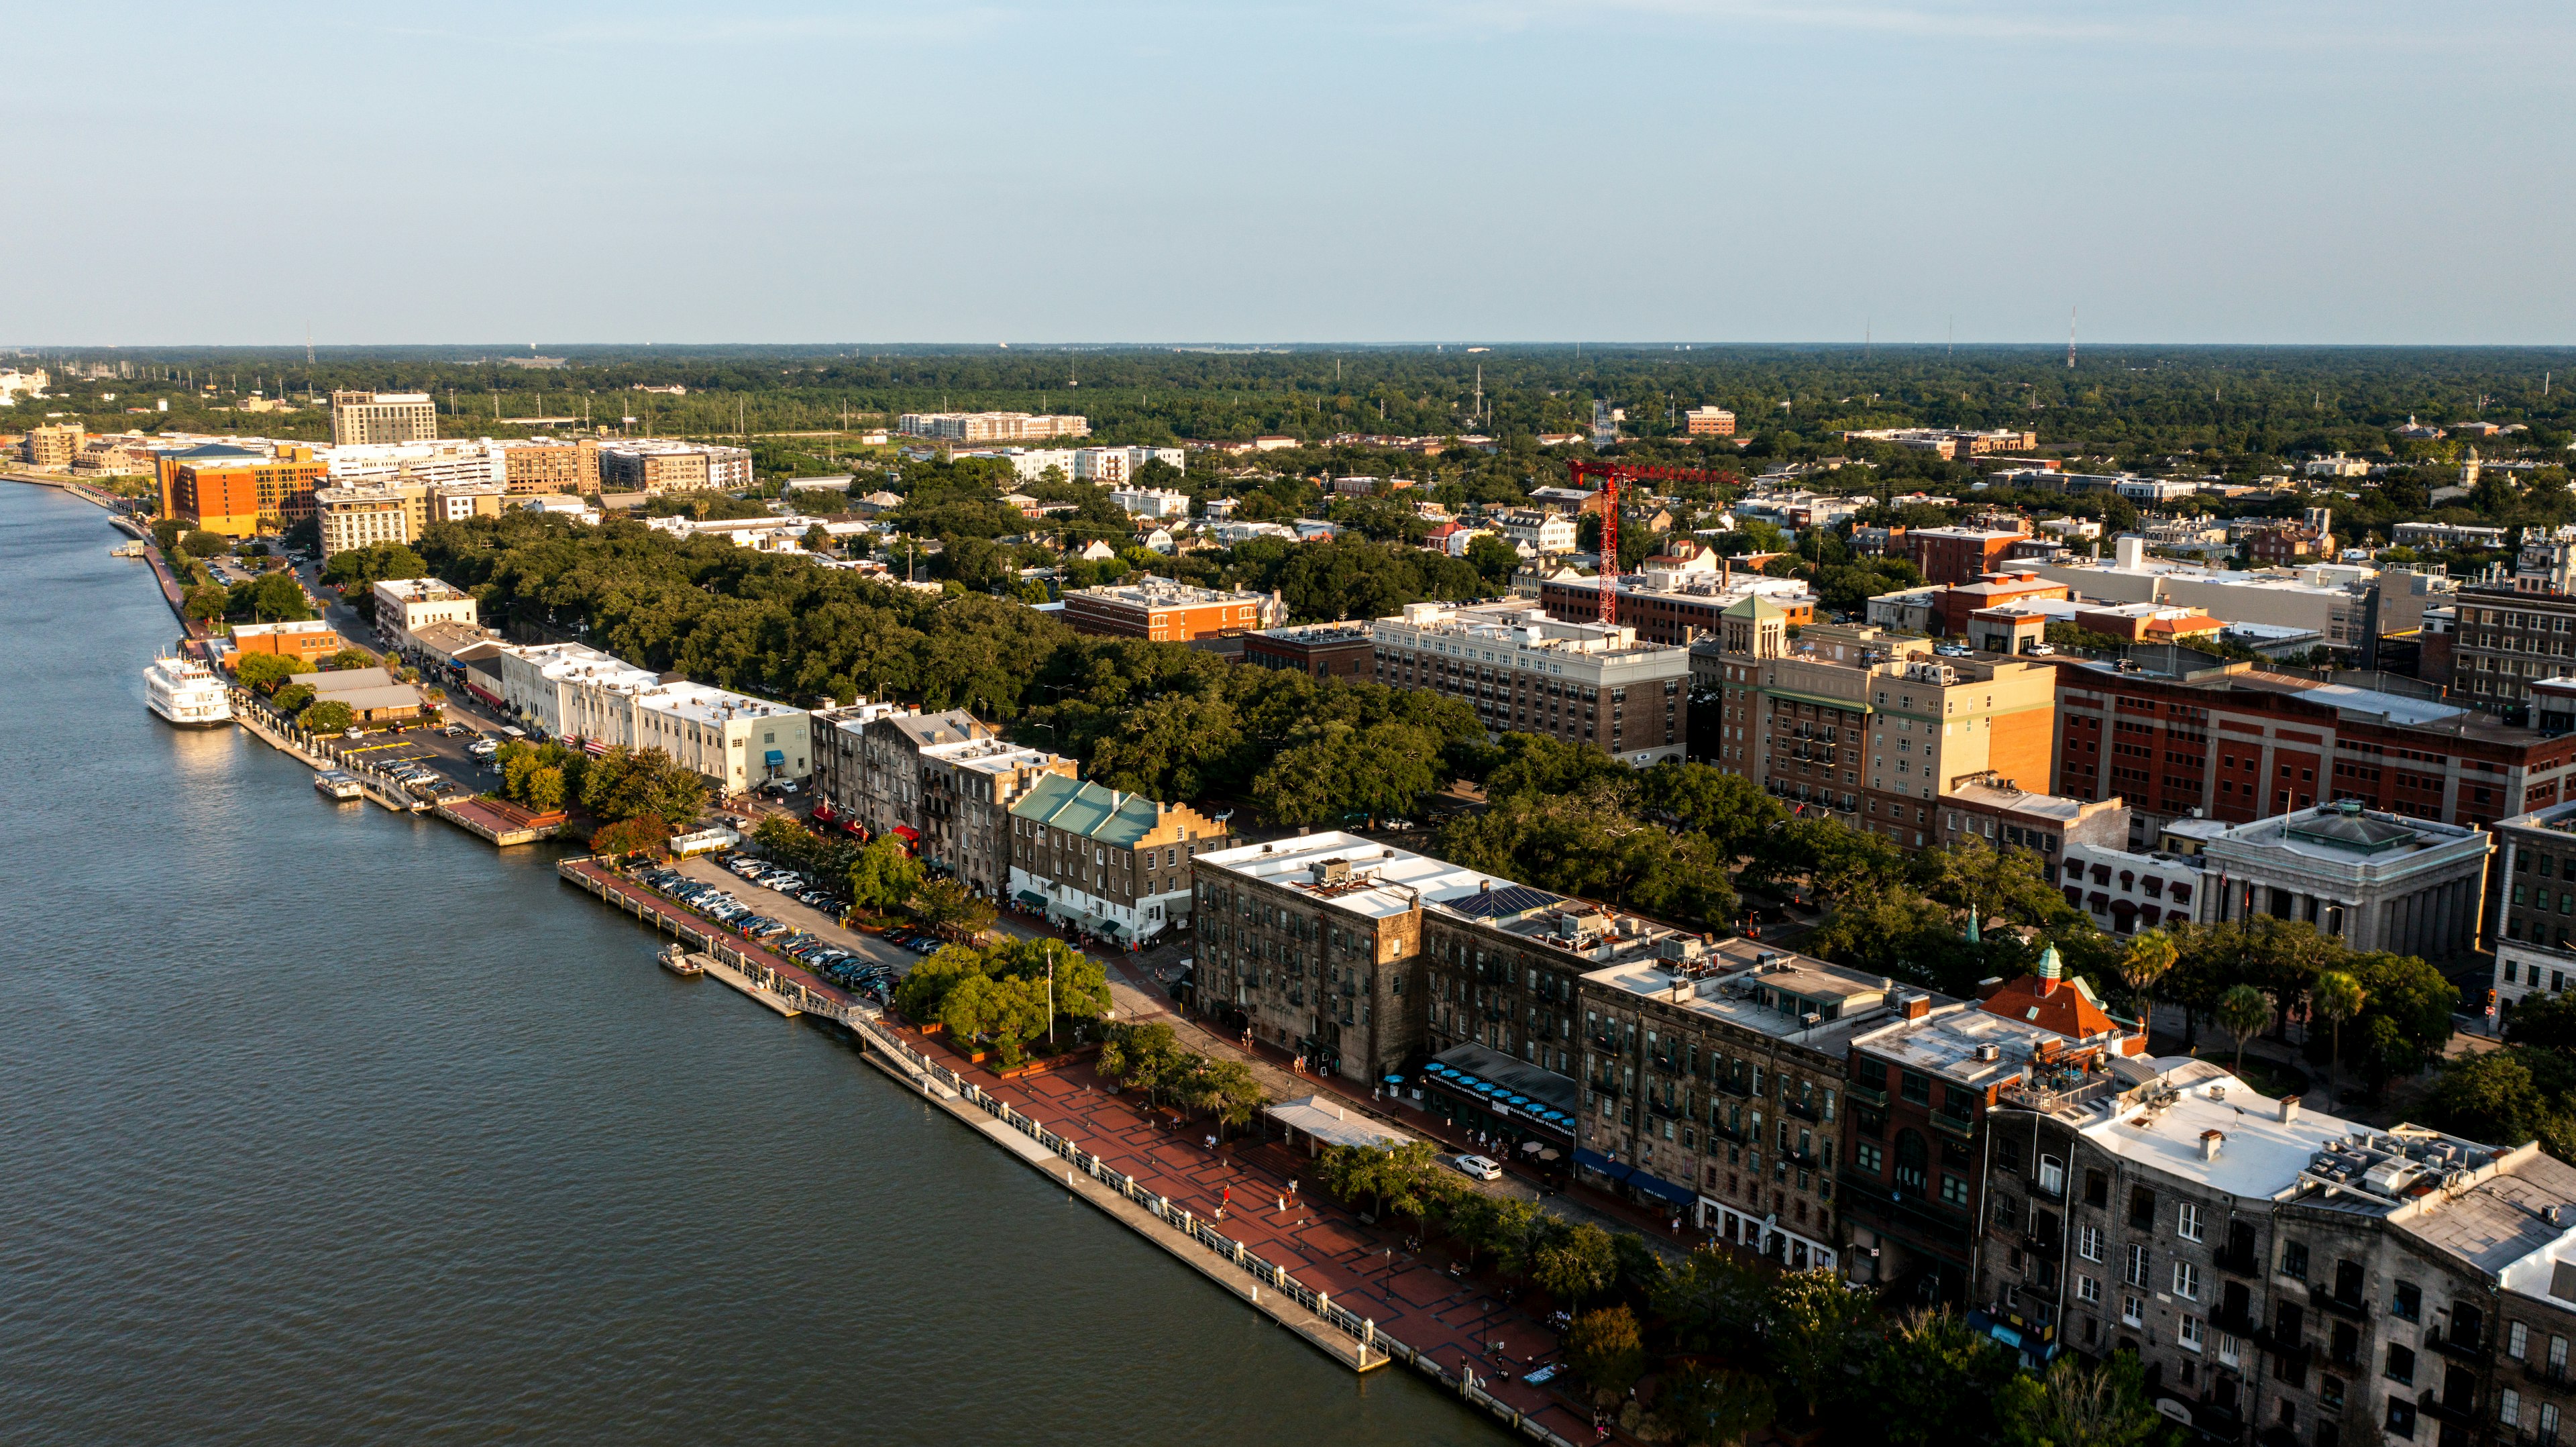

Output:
xmin=1573 ymin=1148 xmax=1632 ymax=1183
xmin=764 ymin=749 xmax=785 ymax=765
xmin=1629 ymin=1171 xmax=1695 ymax=1207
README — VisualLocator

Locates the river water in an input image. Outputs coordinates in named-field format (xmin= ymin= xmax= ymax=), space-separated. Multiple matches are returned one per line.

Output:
xmin=0 ymin=484 xmax=1486 ymax=1446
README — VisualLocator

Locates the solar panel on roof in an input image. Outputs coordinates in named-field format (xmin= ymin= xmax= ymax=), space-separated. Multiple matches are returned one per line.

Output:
xmin=1448 ymin=883 xmax=1563 ymax=918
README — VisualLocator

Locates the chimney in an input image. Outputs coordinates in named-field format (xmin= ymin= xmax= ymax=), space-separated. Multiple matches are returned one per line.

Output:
xmin=2201 ymin=1129 xmax=2225 ymax=1161
xmin=1901 ymin=994 xmax=1931 ymax=1021
xmin=2279 ymin=1095 xmax=2302 ymax=1126
xmin=1976 ymin=975 xmax=2006 ymax=1002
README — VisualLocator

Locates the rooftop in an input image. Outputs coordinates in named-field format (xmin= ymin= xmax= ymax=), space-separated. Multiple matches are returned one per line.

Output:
xmin=1009 ymin=774 xmax=1192 ymax=847
xmin=644 ymin=681 xmax=802 ymax=726
xmin=1945 ymin=782 xmax=2118 ymax=824
xmin=1069 ymin=575 xmax=1271 ymax=608
xmin=922 ymin=736 xmax=1066 ymax=778
xmin=2205 ymin=802 xmax=2488 ymax=871
xmin=1377 ymin=598 xmax=1684 ymax=661
xmin=1580 ymin=936 xmax=1898 ymax=1047
xmin=1197 ymin=831 xmax=1503 ymax=922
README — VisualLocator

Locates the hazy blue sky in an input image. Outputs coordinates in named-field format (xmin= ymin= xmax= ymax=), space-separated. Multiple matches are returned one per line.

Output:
xmin=9 ymin=1 xmax=2571 ymax=344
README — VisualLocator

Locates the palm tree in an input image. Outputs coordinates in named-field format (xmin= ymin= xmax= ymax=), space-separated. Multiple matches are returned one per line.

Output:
xmin=2217 ymin=983 xmax=2275 ymax=1082
xmin=2312 ymin=971 xmax=2366 ymax=1110
xmin=2118 ymin=930 xmax=2178 ymax=1018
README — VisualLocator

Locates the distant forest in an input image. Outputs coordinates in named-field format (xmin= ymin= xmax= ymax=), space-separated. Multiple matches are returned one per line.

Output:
xmin=19 ymin=343 xmax=2576 ymax=468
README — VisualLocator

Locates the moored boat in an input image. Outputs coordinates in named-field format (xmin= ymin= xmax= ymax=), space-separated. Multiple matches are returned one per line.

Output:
xmin=144 ymin=653 xmax=232 ymax=729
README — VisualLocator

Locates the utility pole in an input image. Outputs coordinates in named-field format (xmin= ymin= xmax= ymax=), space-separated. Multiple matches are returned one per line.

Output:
xmin=2067 ymin=306 xmax=2078 ymax=370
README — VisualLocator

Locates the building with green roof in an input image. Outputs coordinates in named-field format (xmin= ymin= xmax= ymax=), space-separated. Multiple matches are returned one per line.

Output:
xmin=1006 ymin=774 xmax=1232 ymax=943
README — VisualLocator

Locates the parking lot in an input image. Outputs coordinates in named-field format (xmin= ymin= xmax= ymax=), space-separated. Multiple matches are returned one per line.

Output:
xmin=658 ymin=853 xmax=926 ymax=989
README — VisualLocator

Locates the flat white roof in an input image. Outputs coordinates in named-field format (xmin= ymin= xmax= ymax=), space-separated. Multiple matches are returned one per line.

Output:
xmin=1197 ymin=831 xmax=1495 ymax=922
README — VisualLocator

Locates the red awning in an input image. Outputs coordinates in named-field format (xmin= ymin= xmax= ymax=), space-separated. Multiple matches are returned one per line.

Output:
xmin=892 ymin=825 xmax=920 ymax=841
xmin=810 ymin=802 xmax=837 ymax=822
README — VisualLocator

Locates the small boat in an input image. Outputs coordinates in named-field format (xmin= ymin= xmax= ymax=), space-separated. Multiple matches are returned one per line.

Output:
xmin=658 ymin=944 xmax=704 ymax=977
xmin=313 ymin=769 xmax=364 ymax=801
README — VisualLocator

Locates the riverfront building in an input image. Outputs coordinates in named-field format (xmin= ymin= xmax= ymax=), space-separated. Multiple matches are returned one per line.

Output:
xmin=492 ymin=641 xmax=810 ymax=793
xmin=1573 ymin=936 xmax=1901 ymax=1271
xmin=1368 ymin=598 xmax=1691 ymax=765
xmin=1006 ymin=775 xmax=1231 ymax=943
xmin=372 ymin=577 xmax=478 ymax=653
xmin=157 ymin=441 xmax=328 ymax=537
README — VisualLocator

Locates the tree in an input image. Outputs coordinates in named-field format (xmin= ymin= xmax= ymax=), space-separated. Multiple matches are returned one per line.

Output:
xmin=1764 ymin=1269 xmax=1878 ymax=1426
xmin=1994 ymin=1352 xmax=2177 ymax=1447
xmin=2312 ymin=969 xmax=2365 ymax=1107
xmin=1654 ymin=1366 xmax=1775 ymax=1447
xmin=150 ymin=518 xmax=186 ymax=551
xmin=912 ymin=877 xmax=996 ymax=937
xmin=239 ymin=570 xmax=313 ymax=622
xmin=892 ymin=946 xmax=987 ymax=1024
xmin=847 ymin=836 xmax=924 ymax=914
xmin=1464 ymin=532 xmax=1521 ymax=588
xmin=233 ymin=651 xmax=303 ymax=693
xmin=1098 ymin=1020 xmax=1185 ymax=1104
xmin=1650 ymin=1244 xmax=1764 ymax=1352
xmin=1531 ymin=1222 xmax=1616 ymax=1309
xmin=184 ymin=584 xmax=229 ymax=621
xmin=520 ymin=765 xmax=566 ymax=812
xmin=590 ymin=813 xmax=672 ymax=857
xmin=579 ymin=745 xmax=708 ymax=826
xmin=2118 ymin=930 xmax=2178 ymax=1015
xmin=1862 ymin=1310 xmax=2017 ymax=1447
xmin=181 ymin=530 xmax=228 ymax=557
xmin=1193 ymin=1057 xmax=1266 ymax=1140
xmin=325 ymin=647 xmax=376 ymax=670
xmin=298 ymin=699 xmax=354 ymax=734
xmin=271 ymin=684 xmax=316 ymax=714
xmin=1560 ymin=1305 xmax=1645 ymax=1398
xmin=2429 ymin=1050 xmax=2576 ymax=1159
xmin=2217 ymin=983 xmax=2275 ymax=1079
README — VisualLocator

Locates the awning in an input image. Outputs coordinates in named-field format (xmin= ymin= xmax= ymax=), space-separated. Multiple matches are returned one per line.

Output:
xmin=765 ymin=749 xmax=785 ymax=766
xmin=1629 ymin=1171 xmax=1695 ymax=1207
xmin=1265 ymin=1095 xmax=1415 ymax=1150
xmin=1573 ymin=1148 xmax=1633 ymax=1183
xmin=892 ymin=825 xmax=920 ymax=841
xmin=1015 ymin=890 xmax=1048 ymax=910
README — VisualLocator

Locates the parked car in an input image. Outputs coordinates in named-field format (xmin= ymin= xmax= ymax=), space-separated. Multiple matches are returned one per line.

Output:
xmin=1450 ymin=1154 xmax=1503 ymax=1182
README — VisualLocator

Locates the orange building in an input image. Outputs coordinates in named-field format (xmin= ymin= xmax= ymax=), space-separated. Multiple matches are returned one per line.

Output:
xmin=1061 ymin=577 xmax=1283 ymax=642
xmin=225 ymin=619 xmax=345 ymax=665
xmin=158 ymin=441 xmax=326 ymax=537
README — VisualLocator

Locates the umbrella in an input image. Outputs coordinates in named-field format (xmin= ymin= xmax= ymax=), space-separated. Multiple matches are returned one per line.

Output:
xmin=1519 ymin=1140 xmax=1545 ymax=1154
xmin=1384 ymin=1074 xmax=1405 ymax=1084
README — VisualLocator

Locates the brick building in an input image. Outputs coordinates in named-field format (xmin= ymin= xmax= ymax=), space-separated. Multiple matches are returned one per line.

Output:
xmin=1242 ymin=622 xmax=1374 ymax=678
xmin=1908 ymin=522 xmax=2036 ymax=586
xmin=2049 ymin=655 xmax=2576 ymax=842
xmin=1061 ymin=576 xmax=1283 ymax=643
xmin=157 ymin=441 xmax=328 ymax=537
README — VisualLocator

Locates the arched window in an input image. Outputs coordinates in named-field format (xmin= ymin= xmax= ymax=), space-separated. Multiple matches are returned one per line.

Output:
xmin=2118 ymin=871 xmax=2136 ymax=891
xmin=1895 ymin=1129 xmax=1929 ymax=1193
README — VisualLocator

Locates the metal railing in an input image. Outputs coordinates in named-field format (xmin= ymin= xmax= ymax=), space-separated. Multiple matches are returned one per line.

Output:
xmin=847 ymin=1016 xmax=1580 ymax=1446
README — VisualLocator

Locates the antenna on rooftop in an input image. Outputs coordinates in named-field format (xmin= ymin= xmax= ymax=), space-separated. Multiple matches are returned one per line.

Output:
xmin=2066 ymin=306 xmax=2077 ymax=370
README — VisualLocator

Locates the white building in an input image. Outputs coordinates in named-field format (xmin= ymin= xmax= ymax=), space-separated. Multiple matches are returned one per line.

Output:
xmin=2058 ymin=816 xmax=2228 ymax=936
xmin=1109 ymin=486 xmax=1191 ymax=519
xmin=2029 ymin=536 xmax=2452 ymax=647
xmin=1073 ymin=445 xmax=1185 ymax=484
xmin=1370 ymin=598 xmax=1692 ymax=764
xmin=314 ymin=486 xmax=414 ymax=559
xmin=321 ymin=439 xmax=505 ymax=490
xmin=1495 ymin=508 xmax=1578 ymax=556
xmin=2196 ymin=801 xmax=2491 ymax=956
xmin=0 ymin=368 xmax=49 ymax=406
xmin=372 ymin=577 xmax=479 ymax=653
xmin=494 ymin=641 xmax=810 ymax=791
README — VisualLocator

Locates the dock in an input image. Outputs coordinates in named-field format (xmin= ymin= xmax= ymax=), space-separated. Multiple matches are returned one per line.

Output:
xmin=435 ymin=796 xmax=563 ymax=846
xmin=699 ymin=955 xmax=802 ymax=1016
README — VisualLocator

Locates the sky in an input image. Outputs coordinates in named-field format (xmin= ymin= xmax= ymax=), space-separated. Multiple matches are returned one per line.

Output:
xmin=8 ymin=1 xmax=2573 ymax=345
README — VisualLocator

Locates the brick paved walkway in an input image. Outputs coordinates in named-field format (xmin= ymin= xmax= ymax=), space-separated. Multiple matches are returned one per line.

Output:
xmin=886 ymin=1019 xmax=1599 ymax=1445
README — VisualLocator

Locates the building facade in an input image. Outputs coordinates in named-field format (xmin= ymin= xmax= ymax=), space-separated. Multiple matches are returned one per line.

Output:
xmin=329 ymin=391 xmax=437 ymax=446
xmin=158 ymin=441 xmax=327 ymax=536
xmin=1006 ymin=775 xmax=1230 ymax=943
xmin=1061 ymin=576 xmax=1282 ymax=642
xmin=2200 ymin=802 xmax=2492 ymax=958
xmin=594 ymin=440 xmax=753 ymax=494
xmin=1370 ymin=598 xmax=1692 ymax=765
xmin=371 ymin=577 xmax=478 ymax=652
xmin=1243 ymin=623 xmax=1375 ymax=678
xmin=897 ymin=412 xmax=1090 ymax=442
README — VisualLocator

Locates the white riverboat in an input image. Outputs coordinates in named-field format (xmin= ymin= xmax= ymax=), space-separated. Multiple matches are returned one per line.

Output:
xmin=144 ymin=653 xmax=232 ymax=729
xmin=313 ymin=769 xmax=364 ymax=801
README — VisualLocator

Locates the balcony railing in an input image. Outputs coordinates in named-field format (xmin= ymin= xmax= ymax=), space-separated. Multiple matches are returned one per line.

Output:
xmin=1846 ymin=1081 xmax=1890 ymax=1108
xmin=1650 ymin=1098 xmax=1684 ymax=1121
xmin=2419 ymin=1388 xmax=2481 ymax=1427
xmin=1785 ymin=1097 xmax=1823 ymax=1123
xmin=2427 ymin=1324 xmax=2489 ymax=1361
xmin=2212 ymin=1304 xmax=2260 ymax=1338
xmin=1931 ymin=1110 xmax=1976 ymax=1141
xmin=1713 ymin=1075 xmax=1752 ymax=1100
xmin=2314 ymin=1291 xmax=2371 ymax=1320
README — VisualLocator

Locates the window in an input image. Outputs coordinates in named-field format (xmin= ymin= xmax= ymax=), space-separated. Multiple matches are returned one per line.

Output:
xmin=2510 ymin=1321 xmax=2530 ymax=1360
xmin=2085 ymin=1169 xmax=2110 ymax=1208
xmin=1894 ymin=1130 xmax=1929 ymax=1192
xmin=2037 ymin=1155 xmax=2065 ymax=1196
xmin=1855 ymin=1141 xmax=1883 ymax=1175
xmin=2176 ymin=1201 xmax=2204 ymax=1242
xmin=1939 ymin=1173 xmax=1970 ymax=1208
xmin=2077 ymin=1275 xmax=2101 ymax=1305
xmin=2385 ymin=1396 xmax=2416 ymax=1439
xmin=2173 ymin=1261 xmax=2200 ymax=1301
xmin=2392 ymin=1281 xmax=2422 ymax=1322
xmin=2502 ymin=1389 xmax=2522 ymax=1429
xmin=1900 ymin=1071 xmax=1931 ymax=1105
xmin=2079 ymin=1224 xmax=2104 ymax=1262
xmin=2123 ymin=1294 xmax=2144 ymax=1328
xmin=2179 ymin=1316 xmax=2204 ymax=1352
xmin=2129 ymin=1185 xmax=2156 ymax=1230
xmin=2384 ymin=1342 xmax=2415 ymax=1385
xmin=2125 ymin=1244 xmax=2151 ymax=1288
xmin=2282 ymin=1240 xmax=2310 ymax=1281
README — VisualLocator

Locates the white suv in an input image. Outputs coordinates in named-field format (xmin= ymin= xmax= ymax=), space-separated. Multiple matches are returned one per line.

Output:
xmin=1450 ymin=1153 xmax=1502 ymax=1182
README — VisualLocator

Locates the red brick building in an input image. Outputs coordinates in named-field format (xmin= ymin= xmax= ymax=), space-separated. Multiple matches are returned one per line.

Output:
xmin=2049 ymin=657 xmax=2576 ymax=837
xmin=1242 ymin=623 xmax=1374 ymax=678
xmin=1907 ymin=523 xmax=2033 ymax=586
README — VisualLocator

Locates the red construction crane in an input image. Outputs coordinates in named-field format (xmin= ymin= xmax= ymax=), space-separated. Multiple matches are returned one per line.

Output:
xmin=1565 ymin=459 xmax=1741 ymax=627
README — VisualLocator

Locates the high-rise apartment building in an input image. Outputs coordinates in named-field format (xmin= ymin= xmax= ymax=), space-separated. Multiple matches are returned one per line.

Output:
xmin=594 ymin=439 xmax=753 ymax=494
xmin=897 ymin=412 xmax=1089 ymax=443
xmin=329 ymin=391 xmax=437 ymax=446
xmin=158 ymin=441 xmax=328 ymax=537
